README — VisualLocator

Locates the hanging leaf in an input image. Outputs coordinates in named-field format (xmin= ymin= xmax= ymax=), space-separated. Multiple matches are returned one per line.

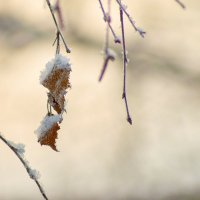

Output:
xmin=35 ymin=114 xmax=61 ymax=151
xmin=40 ymin=54 xmax=71 ymax=114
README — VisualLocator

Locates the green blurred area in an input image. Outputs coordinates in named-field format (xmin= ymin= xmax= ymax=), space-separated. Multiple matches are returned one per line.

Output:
xmin=0 ymin=0 xmax=200 ymax=200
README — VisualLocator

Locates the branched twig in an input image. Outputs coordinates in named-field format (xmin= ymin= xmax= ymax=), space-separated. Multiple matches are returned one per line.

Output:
xmin=98 ymin=0 xmax=121 ymax=43
xmin=99 ymin=0 xmax=116 ymax=81
xmin=174 ymin=0 xmax=186 ymax=9
xmin=46 ymin=0 xmax=71 ymax=53
xmin=119 ymin=8 xmax=132 ymax=125
xmin=0 ymin=133 xmax=48 ymax=200
xmin=116 ymin=0 xmax=146 ymax=38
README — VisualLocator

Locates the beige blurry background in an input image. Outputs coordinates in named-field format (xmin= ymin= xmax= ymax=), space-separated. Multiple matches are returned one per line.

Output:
xmin=0 ymin=0 xmax=200 ymax=199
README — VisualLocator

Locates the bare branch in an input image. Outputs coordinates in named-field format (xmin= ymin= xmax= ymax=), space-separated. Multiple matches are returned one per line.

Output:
xmin=99 ymin=0 xmax=116 ymax=81
xmin=54 ymin=0 xmax=64 ymax=30
xmin=116 ymin=0 xmax=146 ymax=38
xmin=0 ymin=133 xmax=48 ymax=200
xmin=46 ymin=0 xmax=71 ymax=53
xmin=98 ymin=0 xmax=121 ymax=43
xmin=174 ymin=0 xmax=186 ymax=9
xmin=119 ymin=8 xmax=132 ymax=125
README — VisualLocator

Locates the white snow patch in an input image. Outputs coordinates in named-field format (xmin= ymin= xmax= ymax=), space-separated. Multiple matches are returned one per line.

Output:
xmin=9 ymin=141 xmax=25 ymax=155
xmin=29 ymin=168 xmax=41 ymax=180
xmin=0 ymin=133 xmax=41 ymax=180
xmin=35 ymin=115 xmax=61 ymax=140
xmin=40 ymin=54 xmax=71 ymax=83
xmin=107 ymin=48 xmax=116 ymax=59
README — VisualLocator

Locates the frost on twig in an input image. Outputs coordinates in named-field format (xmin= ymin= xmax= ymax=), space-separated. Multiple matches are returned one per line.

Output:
xmin=98 ymin=0 xmax=137 ymax=124
xmin=98 ymin=0 xmax=121 ymax=43
xmin=115 ymin=0 xmax=146 ymax=38
xmin=0 ymin=133 xmax=48 ymax=200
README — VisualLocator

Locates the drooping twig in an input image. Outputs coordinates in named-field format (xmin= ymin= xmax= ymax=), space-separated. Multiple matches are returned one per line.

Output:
xmin=116 ymin=0 xmax=146 ymax=38
xmin=99 ymin=0 xmax=116 ymax=81
xmin=46 ymin=0 xmax=71 ymax=53
xmin=174 ymin=0 xmax=186 ymax=9
xmin=98 ymin=0 xmax=121 ymax=43
xmin=119 ymin=8 xmax=132 ymax=125
xmin=0 ymin=133 xmax=48 ymax=200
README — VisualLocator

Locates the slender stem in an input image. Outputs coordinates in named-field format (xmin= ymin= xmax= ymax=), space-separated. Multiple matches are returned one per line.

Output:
xmin=116 ymin=0 xmax=145 ymax=38
xmin=54 ymin=0 xmax=64 ymax=29
xmin=105 ymin=0 xmax=111 ymax=54
xmin=0 ymin=134 xmax=48 ymax=200
xmin=98 ymin=0 xmax=121 ymax=43
xmin=46 ymin=0 xmax=71 ymax=53
xmin=99 ymin=56 xmax=110 ymax=82
xmin=99 ymin=0 xmax=115 ymax=81
xmin=119 ymin=8 xmax=132 ymax=125
xmin=174 ymin=0 xmax=185 ymax=9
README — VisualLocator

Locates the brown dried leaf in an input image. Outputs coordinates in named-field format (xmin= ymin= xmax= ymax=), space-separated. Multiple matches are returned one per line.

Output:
xmin=38 ymin=119 xmax=60 ymax=151
xmin=48 ymin=92 xmax=62 ymax=114
xmin=42 ymin=68 xmax=71 ymax=114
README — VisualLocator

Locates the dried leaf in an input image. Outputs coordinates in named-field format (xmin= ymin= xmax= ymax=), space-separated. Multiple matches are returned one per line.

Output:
xmin=37 ymin=55 xmax=71 ymax=150
xmin=35 ymin=114 xmax=61 ymax=151
xmin=38 ymin=122 xmax=60 ymax=151
xmin=43 ymin=68 xmax=70 ymax=114
xmin=48 ymin=92 xmax=62 ymax=114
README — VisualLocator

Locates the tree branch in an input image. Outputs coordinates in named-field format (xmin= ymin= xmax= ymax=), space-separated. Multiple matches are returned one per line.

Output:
xmin=46 ymin=0 xmax=71 ymax=53
xmin=99 ymin=0 xmax=116 ymax=81
xmin=174 ymin=0 xmax=186 ymax=9
xmin=116 ymin=0 xmax=146 ymax=38
xmin=119 ymin=7 xmax=132 ymax=125
xmin=98 ymin=0 xmax=121 ymax=43
xmin=0 ymin=133 xmax=48 ymax=200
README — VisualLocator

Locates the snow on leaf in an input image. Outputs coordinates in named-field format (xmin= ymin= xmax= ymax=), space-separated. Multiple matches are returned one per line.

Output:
xmin=40 ymin=54 xmax=71 ymax=114
xmin=35 ymin=114 xmax=61 ymax=151
xmin=40 ymin=54 xmax=71 ymax=84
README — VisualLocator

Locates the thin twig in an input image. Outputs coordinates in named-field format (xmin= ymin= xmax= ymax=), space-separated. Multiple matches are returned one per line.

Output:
xmin=174 ymin=0 xmax=186 ymax=9
xmin=0 ymin=134 xmax=48 ymax=200
xmin=116 ymin=0 xmax=146 ymax=38
xmin=54 ymin=0 xmax=64 ymax=29
xmin=119 ymin=8 xmax=132 ymax=125
xmin=99 ymin=0 xmax=116 ymax=81
xmin=46 ymin=0 xmax=71 ymax=53
xmin=98 ymin=0 xmax=121 ymax=43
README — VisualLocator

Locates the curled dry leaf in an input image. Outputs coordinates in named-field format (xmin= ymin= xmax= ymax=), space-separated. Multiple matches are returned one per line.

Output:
xmin=39 ymin=121 xmax=60 ymax=151
xmin=35 ymin=114 xmax=61 ymax=151
xmin=37 ymin=54 xmax=71 ymax=151
xmin=40 ymin=54 xmax=71 ymax=114
xmin=44 ymin=68 xmax=70 ymax=114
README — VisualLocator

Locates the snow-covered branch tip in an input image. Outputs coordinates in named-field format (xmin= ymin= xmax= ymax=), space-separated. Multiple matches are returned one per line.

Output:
xmin=0 ymin=133 xmax=48 ymax=200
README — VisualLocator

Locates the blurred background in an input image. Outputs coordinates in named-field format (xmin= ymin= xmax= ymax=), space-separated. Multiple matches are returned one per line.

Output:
xmin=0 ymin=0 xmax=200 ymax=199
